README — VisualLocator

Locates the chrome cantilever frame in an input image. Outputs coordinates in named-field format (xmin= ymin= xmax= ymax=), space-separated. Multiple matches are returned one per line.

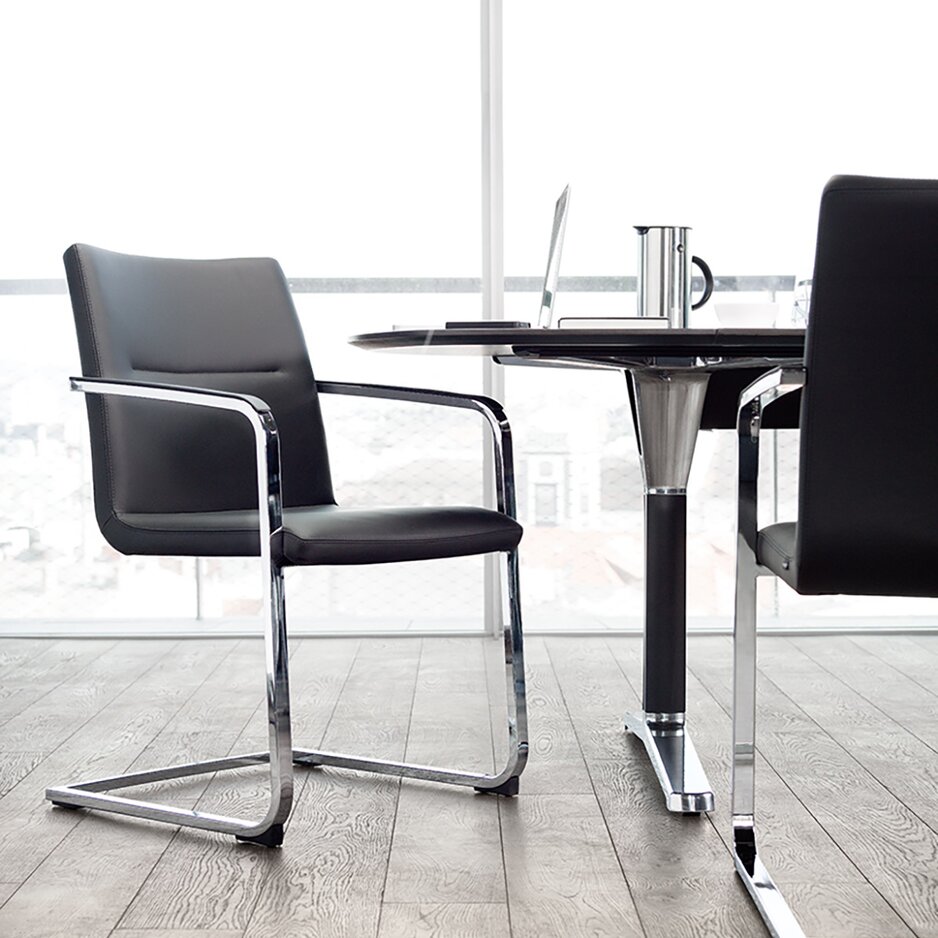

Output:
xmin=47 ymin=377 xmax=527 ymax=847
xmin=734 ymin=366 xmax=806 ymax=937
xmin=313 ymin=381 xmax=528 ymax=796
xmin=48 ymin=376 xmax=292 ymax=846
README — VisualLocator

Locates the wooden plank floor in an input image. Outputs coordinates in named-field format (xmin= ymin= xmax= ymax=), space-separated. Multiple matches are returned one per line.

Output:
xmin=0 ymin=633 xmax=936 ymax=938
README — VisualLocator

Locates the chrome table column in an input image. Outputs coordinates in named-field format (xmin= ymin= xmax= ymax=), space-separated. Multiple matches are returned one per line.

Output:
xmin=622 ymin=366 xmax=715 ymax=814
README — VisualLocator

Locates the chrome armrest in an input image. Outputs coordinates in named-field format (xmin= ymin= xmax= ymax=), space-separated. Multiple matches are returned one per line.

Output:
xmin=317 ymin=380 xmax=517 ymax=518
xmin=736 ymin=367 xmax=806 ymax=555
xmin=69 ymin=376 xmax=284 ymax=559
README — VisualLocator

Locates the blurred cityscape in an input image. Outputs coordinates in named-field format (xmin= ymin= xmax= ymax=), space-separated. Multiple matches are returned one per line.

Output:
xmin=2 ymin=291 xmax=935 ymax=634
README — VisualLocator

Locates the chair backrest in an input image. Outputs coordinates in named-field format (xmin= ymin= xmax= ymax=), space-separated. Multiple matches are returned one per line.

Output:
xmin=64 ymin=244 xmax=336 ymax=535
xmin=795 ymin=176 xmax=938 ymax=595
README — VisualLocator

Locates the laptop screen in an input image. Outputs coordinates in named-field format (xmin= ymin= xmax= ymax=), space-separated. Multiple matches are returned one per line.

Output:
xmin=537 ymin=184 xmax=570 ymax=328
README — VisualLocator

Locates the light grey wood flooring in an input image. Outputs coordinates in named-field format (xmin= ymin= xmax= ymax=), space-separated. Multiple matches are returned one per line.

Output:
xmin=0 ymin=633 xmax=936 ymax=938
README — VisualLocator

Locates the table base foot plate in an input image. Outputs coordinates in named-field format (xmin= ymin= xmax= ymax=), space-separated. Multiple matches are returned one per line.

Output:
xmin=624 ymin=711 xmax=715 ymax=814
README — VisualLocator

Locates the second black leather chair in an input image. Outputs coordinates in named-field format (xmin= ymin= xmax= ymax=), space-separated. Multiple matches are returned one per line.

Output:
xmin=731 ymin=175 xmax=938 ymax=936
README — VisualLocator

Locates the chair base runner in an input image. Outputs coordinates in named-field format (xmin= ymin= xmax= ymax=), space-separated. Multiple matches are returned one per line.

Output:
xmin=236 ymin=823 xmax=284 ymax=848
xmin=46 ymin=738 xmax=527 ymax=849
xmin=474 ymin=775 xmax=519 ymax=797
xmin=291 ymin=745 xmax=525 ymax=793
xmin=733 ymin=831 xmax=806 ymax=938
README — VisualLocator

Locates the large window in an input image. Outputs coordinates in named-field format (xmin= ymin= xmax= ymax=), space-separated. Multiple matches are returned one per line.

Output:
xmin=2 ymin=3 xmax=935 ymax=632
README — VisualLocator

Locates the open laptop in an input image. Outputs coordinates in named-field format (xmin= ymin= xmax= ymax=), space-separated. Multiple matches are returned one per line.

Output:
xmin=445 ymin=184 xmax=570 ymax=330
xmin=537 ymin=184 xmax=570 ymax=327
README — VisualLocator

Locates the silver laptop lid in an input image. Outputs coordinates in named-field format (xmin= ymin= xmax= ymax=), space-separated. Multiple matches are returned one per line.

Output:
xmin=537 ymin=184 xmax=570 ymax=328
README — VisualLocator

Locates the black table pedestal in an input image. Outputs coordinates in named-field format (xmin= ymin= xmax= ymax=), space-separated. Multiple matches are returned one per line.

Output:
xmin=623 ymin=368 xmax=715 ymax=814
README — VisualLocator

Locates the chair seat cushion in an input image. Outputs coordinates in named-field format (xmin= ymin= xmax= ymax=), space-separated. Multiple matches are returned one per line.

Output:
xmin=282 ymin=505 xmax=521 ymax=565
xmin=756 ymin=522 xmax=798 ymax=589
xmin=110 ymin=504 xmax=522 ymax=564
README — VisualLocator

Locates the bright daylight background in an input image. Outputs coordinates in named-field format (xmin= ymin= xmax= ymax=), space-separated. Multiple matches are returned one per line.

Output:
xmin=1 ymin=1 xmax=936 ymax=632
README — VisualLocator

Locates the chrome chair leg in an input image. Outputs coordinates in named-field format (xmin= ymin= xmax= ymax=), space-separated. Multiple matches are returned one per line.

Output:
xmin=46 ymin=562 xmax=294 ymax=847
xmin=292 ymin=548 xmax=529 ymax=793
xmin=732 ymin=540 xmax=805 ymax=937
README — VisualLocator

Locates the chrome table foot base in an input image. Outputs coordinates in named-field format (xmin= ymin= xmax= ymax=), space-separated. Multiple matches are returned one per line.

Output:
xmin=624 ymin=711 xmax=715 ymax=814
xmin=734 ymin=822 xmax=806 ymax=938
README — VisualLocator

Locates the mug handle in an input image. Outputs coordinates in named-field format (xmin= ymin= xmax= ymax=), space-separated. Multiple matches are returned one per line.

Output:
xmin=691 ymin=256 xmax=714 ymax=309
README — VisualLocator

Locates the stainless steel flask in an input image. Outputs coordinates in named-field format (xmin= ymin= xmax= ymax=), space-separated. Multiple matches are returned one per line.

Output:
xmin=635 ymin=226 xmax=714 ymax=327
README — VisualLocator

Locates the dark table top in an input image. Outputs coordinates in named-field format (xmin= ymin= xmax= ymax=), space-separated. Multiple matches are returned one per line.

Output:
xmin=350 ymin=326 xmax=805 ymax=365
xmin=350 ymin=326 xmax=806 ymax=430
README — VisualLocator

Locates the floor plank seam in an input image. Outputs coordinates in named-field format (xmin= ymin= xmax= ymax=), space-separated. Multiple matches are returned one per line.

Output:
xmin=372 ymin=637 xmax=423 ymax=938
xmin=492 ymin=635 xmax=518 ymax=938
xmin=543 ymin=638 xmax=650 ymax=938
xmin=304 ymin=636 xmax=364 ymax=751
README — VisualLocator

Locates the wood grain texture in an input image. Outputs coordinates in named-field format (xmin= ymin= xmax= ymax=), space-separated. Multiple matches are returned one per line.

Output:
xmin=511 ymin=638 xmax=593 ymax=795
xmin=243 ymin=639 xmax=404 ymax=938
xmin=0 ymin=639 xmax=58 ymax=676
xmin=121 ymin=638 xmax=364 ymax=932
xmin=377 ymin=902 xmax=511 ymax=938
xmin=109 ymin=928 xmax=244 ymax=938
xmin=0 ymin=883 xmax=19 ymax=908
xmin=0 ymin=634 xmax=936 ymax=938
xmin=0 ymin=640 xmax=209 ymax=884
xmin=678 ymin=637 xmax=869 ymax=885
xmin=0 ymin=639 xmax=117 ymax=726
xmin=782 ymin=881 xmax=916 ymax=938
xmin=851 ymin=634 xmax=938 ymax=698
xmin=542 ymin=637 xmax=639 ymax=764
xmin=405 ymin=638 xmax=493 ymax=774
xmin=500 ymin=793 xmax=644 ymax=938
xmin=791 ymin=635 xmax=938 ymax=753
xmin=0 ymin=640 xmax=178 ymax=751
xmin=0 ymin=817 xmax=185 ymax=938
xmin=625 ymin=875 xmax=765 ymax=938
xmin=0 ymin=751 xmax=45 ymax=797
xmin=688 ymin=635 xmax=938 ymax=936
xmin=244 ymin=772 xmax=398 ymax=938
xmin=762 ymin=730 xmax=938 ymax=937
xmin=382 ymin=638 xmax=505 ymax=906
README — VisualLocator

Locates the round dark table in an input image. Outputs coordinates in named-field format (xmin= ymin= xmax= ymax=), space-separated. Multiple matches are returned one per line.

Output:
xmin=351 ymin=325 xmax=806 ymax=813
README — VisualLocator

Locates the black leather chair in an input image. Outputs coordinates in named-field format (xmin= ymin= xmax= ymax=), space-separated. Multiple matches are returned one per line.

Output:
xmin=48 ymin=244 xmax=528 ymax=846
xmin=732 ymin=175 xmax=938 ymax=935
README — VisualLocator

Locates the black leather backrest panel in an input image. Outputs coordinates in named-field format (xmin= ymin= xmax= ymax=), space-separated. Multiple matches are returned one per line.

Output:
xmin=796 ymin=176 xmax=938 ymax=595
xmin=65 ymin=244 xmax=335 ymax=525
